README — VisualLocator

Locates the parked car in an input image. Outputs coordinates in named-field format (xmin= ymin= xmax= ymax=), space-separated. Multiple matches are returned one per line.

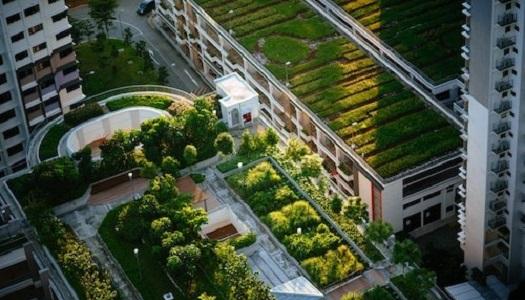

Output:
xmin=137 ymin=0 xmax=155 ymax=15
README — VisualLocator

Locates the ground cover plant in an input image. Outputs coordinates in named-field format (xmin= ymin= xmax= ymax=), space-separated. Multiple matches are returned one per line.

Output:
xmin=227 ymin=157 xmax=365 ymax=286
xmin=333 ymin=0 xmax=463 ymax=82
xmin=195 ymin=0 xmax=460 ymax=178
xmin=39 ymin=123 xmax=71 ymax=161
xmin=77 ymin=38 xmax=161 ymax=95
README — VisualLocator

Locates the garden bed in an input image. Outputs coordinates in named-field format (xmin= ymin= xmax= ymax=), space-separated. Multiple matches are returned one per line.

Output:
xmin=195 ymin=0 xmax=460 ymax=179
xmin=39 ymin=123 xmax=70 ymax=161
xmin=227 ymin=160 xmax=365 ymax=287
xmin=106 ymin=95 xmax=173 ymax=111
xmin=333 ymin=0 xmax=463 ymax=83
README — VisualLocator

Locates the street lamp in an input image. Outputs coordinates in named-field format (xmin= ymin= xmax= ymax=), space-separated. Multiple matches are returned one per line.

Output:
xmin=285 ymin=61 xmax=291 ymax=87
xmin=128 ymin=172 xmax=135 ymax=199
xmin=133 ymin=248 xmax=142 ymax=280
xmin=228 ymin=10 xmax=234 ymax=30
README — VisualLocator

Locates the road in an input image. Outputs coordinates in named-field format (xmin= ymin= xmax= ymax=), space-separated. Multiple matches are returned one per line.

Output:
xmin=68 ymin=0 xmax=209 ymax=93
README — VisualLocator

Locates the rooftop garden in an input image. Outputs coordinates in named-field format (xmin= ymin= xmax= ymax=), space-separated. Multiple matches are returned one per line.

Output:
xmin=333 ymin=0 xmax=464 ymax=83
xmin=195 ymin=0 xmax=461 ymax=179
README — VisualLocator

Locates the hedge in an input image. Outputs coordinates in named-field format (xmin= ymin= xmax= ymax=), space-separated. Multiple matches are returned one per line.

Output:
xmin=106 ymin=95 xmax=172 ymax=111
xmin=64 ymin=103 xmax=104 ymax=127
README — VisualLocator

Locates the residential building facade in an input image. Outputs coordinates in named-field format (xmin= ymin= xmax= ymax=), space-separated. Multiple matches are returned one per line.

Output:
xmin=0 ymin=0 xmax=83 ymax=175
xmin=459 ymin=0 xmax=524 ymax=283
xmin=154 ymin=0 xmax=463 ymax=235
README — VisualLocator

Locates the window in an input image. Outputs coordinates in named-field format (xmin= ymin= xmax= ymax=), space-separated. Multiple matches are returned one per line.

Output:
xmin=63 ymin=65 xmax=77 ymax=75
xmin=0 ymin=55 xmax=3 ymax=65
xmin=66 ymin=82 xmax=80 ymax=93
xmin=28 ymin=24 xmax=43 ymax=35
xmin=0 ymin=74 xmax=6 ymax=85
xmin=11 ymin=32 xmax=24 ymax=43
xmin=48 ymin=0 xmax=59 ymax=3
xmin=35 ymin=60 xmax=51 ymax=71
xmin=2 ymin=0 xmax=15 ymax=4
xmin=52 ymin=11 xmax=67 ymax=22
xmin=423 ymin=191 xmax=441 ymax=201
xmin=446 ymin=205 xmax=455 ymax=213
xmin=32 ymin=42 xmax=47 ymax=53
xmin=15 ymin=51 xmax=28 ymax=61
xmin=3 ymin=127 xmax=19 ymax=140
xmin=7 ymin=143 xmax=23 ymax=157
xmin=6 ymin=13 xmax=21 ymax=24
xmin=403 ymin=199 xmax=421 ymax=210
xmin=56 ymin=29 xmax=71 ymax=40
xmin=59 ymin=47 xmax=73 ymax=58
xmin=0 ymin=92 xmax=12 ymax=105
xmin=0 ymin=109 xmax=15 ymax=123
xmin=24 ymin=5 xmax=40 ymax=17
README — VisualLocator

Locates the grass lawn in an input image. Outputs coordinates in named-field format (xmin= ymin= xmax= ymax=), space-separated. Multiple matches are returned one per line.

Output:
xmin=216 ymin=152 xmax=265 ymax=173
xmin=195 ymin=0 xmax=460 ymax=178
xmin=99 ymin=207 xmax=186 ymax=300
xmin=106 ymin=95 xmax=173 ymax=111
xmin=39 ymin=123 xmax=70 ymax=161
xmin=77 ymin=39 xmax=160 ymax=96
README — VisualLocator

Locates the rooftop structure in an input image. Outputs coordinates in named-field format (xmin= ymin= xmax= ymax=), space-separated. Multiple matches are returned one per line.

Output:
xmin=155 ymin=0 xmax=462 ymax=234
xmin=270 ymin=276 xmax=324 ymax=300
xmin=215 ymin=73 xmax=259 ymax=128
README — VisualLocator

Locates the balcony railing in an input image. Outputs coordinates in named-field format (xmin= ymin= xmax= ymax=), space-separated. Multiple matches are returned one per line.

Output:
xmin=490 ymin=180 xmax=508 ymax=193
xmin=488 ymin=216 xmax=506 ymax=230
xmin=494 ymin=101 xmax=512 ymax=114
xmin=493 ymin=122 xmax=511 ymax=134
xmin=495 ymin=80 xmax=512 ymax=92
xmin=497 ymin=37 xmax=516 ymax=49
xmin=489 ymin=199 xmax=506 ymax=212
xmin=491 ymin=160 xmax=509 ymax=174
xmin=492 ymin=141 xmax=510 ymax=155
xmin=496 ymin=58 xmax=515 ymax=71
xmin=498 ymin=13 xmax=517 ymax=26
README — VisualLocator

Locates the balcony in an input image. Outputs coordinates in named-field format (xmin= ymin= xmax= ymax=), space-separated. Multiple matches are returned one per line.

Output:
xmin=490 ymin=180 xmax=508 ymax=194
xmin=51 ymin=50 xmax=76 ymax=71
xmin=494 ymin=101 xmax=512 ymax=114
xmin=461 ymin=45 xmax=470 ymax=60
xmin=496 ymin=58 xmax=515 ymax=71
xmin=489 ymin=199 xmax=506 ymax=212
xmin=23 ymin=90 xmax=40 ymax=106
xmin=491 ymin=160 xmax=509 ymax=175
xmin=498 ymin=13 xmax=517 ymax=26
xmin=461 ymin=24 xmax=470 ymax=39
xmin=462 ymin=1 xmax=471 ymax=17
xmin=497 ymin=37 xmax=515 ymax=49
xmin=495 ymin=80 xmax=512 ymax=92
xmin=492 ymin=141 xmax=509 ymax=155
xmin=459 ymin=165 xmax=467 ymax=180
xmin=35 ymin=65 xmax=52 ymax=80
xmin=492 ymin=122 xmax=510 ymax=135
xmin=488 ymin=216 xmax=506 ymax=230
xmin=18 ymin=74 xmax=36 ymax=90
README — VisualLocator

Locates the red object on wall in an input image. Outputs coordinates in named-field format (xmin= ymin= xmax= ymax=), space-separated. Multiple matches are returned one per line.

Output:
xmin=243 ymin=112 xmax=252 ymax=123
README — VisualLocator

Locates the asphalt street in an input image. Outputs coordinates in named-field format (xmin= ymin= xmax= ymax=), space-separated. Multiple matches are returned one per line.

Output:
xmin=69 ymin=0 xmax=209 ymax=92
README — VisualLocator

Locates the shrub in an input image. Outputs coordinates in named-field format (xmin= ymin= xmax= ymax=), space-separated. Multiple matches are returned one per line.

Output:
xmin=302 ymin=245 xmax=364 ymax=286
xmin=365 ymin=220 xmax=393 ymax=243
xmin=168 ymin=101 xmax=192 ymax=115
xmin=229 ymin=232 xmax=256 ymax=249
xmin=106 ymin=95 xmax=172 ymax=111
xmin=214 ymin=132 xmax=234 ymax=156
xmin=265 ymin=200 xmax=321 ymax=237
xmin=161 ymin=156 xmax=181 ymax=177
xmin=140 ymin=160 xmax=158 ymax=179
xmin=244 ymin=161 xmax=282 ymax=192
xmin=64 ymin=103 xmax=104 ymax=127
xmin=283 ymin=227 xmax=340 ymax=260
xmin=117 ymin=201 xmax=146 ymax=242
xmin=190 ymin=173 xmax=206 ymax=183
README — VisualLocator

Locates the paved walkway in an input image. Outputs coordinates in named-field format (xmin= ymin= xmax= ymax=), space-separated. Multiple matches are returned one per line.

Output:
xmin=89 ymin=178 xmax=149 ymax=205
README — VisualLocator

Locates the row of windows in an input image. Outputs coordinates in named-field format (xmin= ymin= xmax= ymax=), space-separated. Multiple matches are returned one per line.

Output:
xmin=6 ymin=5 xmax=66 ymax=25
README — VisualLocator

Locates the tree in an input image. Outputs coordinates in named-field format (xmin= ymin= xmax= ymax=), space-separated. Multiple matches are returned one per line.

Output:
xmin=198 ymin=293 xmax=216 ymax=300
xmin=88 ymin=0 xmax=117 ymax=35
xmin=238 ymin=130 xmax=256 ymax=155
xmin=342 ymin=292 xmax=363 ymax=300
xmin=183 ymin=144 xmax=198 ymax=167
xmin=161 ymin=156 xmax=180 ymax=177
xmin=365 ymin=220 xmax=394 ymax=243
xmin=140 ymin=160 xmax=158 ymax=179
xmin=264 ymin=128 xmax=279 ymax=150
xmin=166 ymin=244 xmax=202 ymax=278
xmin=330 ymin=196 xmax=343 ymax=214
xmin=344 ymin=197 xmax=368 ymax=222
xmin=149 ymin=174 xmax=180 ymax=204
xmin=76 ymin=146 xmax=93 ymax=182
xmin=123 ymin=27 xmax=134 ymax=45
xmin=393 ymin=239 xmax=422 ymax=271
xmin=214 ymin=244 xmax=275 ymax=300
xmin=285 ymin=138 xmax=310 ymax=161
xmin=364 ymin=287 xmax=395 ymax=300
xmin=214 ymin=132 xmax=234 ymax=156
xmin=300 ymin=154 xmax=323 ymax=178
xmin=393 ymin=268 xmax=435 ymax=300
xmin=158 ymin=66 xmax=169 ymax=85
xmin=183 ymin=98 xmax=220 ymax=159
xmin=70 ymin=17 xmax=95 ymax=43
xmin=100 ymin=130 xmax=140 ymax=176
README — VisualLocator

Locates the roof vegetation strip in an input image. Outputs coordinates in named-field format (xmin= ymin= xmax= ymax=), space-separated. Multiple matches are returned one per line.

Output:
xmin=332 ymin=0 xmax=464 ymax=83
xmin=194 ymin=0 xmax=461 ymax=178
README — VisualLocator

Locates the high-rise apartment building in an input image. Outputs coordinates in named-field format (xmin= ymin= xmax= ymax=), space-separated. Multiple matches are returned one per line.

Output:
xmin=460 ymin=0 xmax=524 ymax=283
xmin=0 ymin=0 xmax=84 ymax=175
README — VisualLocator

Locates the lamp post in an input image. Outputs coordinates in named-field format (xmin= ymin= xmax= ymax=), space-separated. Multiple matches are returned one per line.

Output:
xmin=228 ymin=10 xmax=234 ymax=34
xmin=351 ymin=122 xmax=358 ymax=150
xmin=285 ymin=61 xmax=291 ymax=87
xmin=128 ymin=172 xmax=135 ymax=199
xmin=133 ymin=248 xmax=142 ymax=280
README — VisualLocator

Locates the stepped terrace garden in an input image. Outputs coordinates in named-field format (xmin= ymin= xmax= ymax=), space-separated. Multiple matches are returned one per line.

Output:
xmin=333 ymin=0 xmax=464 ymax=82
xmin=195 ymin=0 xmax=461 ymax=178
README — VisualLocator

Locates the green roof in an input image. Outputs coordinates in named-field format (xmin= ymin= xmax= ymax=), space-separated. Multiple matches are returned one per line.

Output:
xmin=334 ymin=0 xmax=463 ymax=83
xmin=196 ymin=0 xmax=461 ymax=178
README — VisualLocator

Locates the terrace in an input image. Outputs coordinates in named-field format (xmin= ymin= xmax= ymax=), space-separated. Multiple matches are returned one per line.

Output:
xmin=333 ymin=0 xmax=464 ymax=83
xmin=194 ymin=0 xmax=461 ymax=179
